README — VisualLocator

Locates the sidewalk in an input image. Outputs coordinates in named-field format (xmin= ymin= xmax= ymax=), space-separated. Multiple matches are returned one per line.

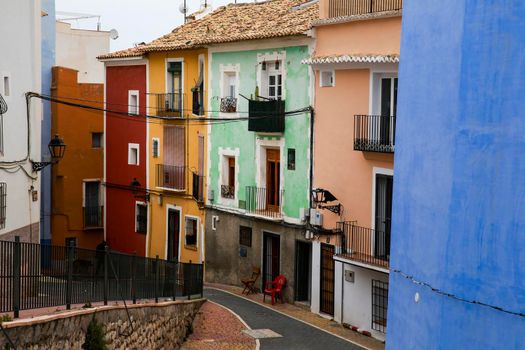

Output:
xmin=206 ymin=283 xmax=385 ymax=350
xmin=181 ymin=301 xmax=256 ymax=350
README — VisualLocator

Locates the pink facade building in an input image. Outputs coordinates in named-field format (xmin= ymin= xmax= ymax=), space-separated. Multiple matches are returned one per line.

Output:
xmin=306 ymin=0 xmax=402 ymax=340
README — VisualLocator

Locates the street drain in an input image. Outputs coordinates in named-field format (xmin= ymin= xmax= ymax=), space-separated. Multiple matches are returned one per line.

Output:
xmin=242 ymin=329 xmax=283 ymax=339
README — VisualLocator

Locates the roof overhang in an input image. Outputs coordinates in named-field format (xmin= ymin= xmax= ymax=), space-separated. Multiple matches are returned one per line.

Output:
xmin=302 ymin=54 xmax=399 ymax=65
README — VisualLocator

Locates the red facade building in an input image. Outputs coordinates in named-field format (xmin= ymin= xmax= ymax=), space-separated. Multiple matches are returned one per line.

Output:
xmin=104 ymin=60 xmax=148 ymax=255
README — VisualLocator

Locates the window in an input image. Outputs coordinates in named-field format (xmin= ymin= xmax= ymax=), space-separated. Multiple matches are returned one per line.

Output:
xmin=221 ymin=156 xmax=235 ymax=199
xmin=128 ymin=90 xmax=139 ymax=115
xmin=239 ymin=226 xmax=252 ymax=247
xmin=152 ymin=138 xmax=160 ymax=158
xmin=320 ymin=71 xmax=335 ymax=87
xmin=372 ymin=280 xmax=389 ymax=333
xmin=287 ymin=148 xmax=295 ymax=170
xmin=92 ymin=133 xmax=103 ymax=148
xmin=136 ymin=202 xmax=147 ymax=233
xmin=128 ymin=143 xmax=139 ymax=165
xmin=380 ymin=77 xmax=398 ymax=117
xmin=65 ymin=237 xmax=77 ymax=247
xmin=185 ymin=217 xmax=198 ymax=246
xmin=0 ymin=183 xmax=6 ymax=229
xmin=220 ymin=71 xmax=237 ymax=113
xmin=261 ymin=60 xmax=282 ymax=100
xmin=84 ymin=181 xmax=102 ymax=228
xmin=3 ymin=76 xmax=9 ymax=97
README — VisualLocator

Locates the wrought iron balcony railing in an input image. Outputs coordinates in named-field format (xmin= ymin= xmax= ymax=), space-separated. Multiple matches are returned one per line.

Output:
xmin=248 ymin=99 xmax=285 ymax=133
xmin=328 ymin=0 xmax=402 ymax=18
xmin=192 ymin=172 xmax=204 ymax=203
xmin=354 ymin=115 xmax=396 ymax=153
xmin=220 ymin=97 xmax=237 ymax=113
xmin=245 ymin=186 xmax=283 ymax=219
xmin=156 ymin=164 xmax=186 ymax=191
xmin=337 ymin=222 xmax=390 ymax=269
xmin=84 ymin=206 xmax=103 ymax=229
xmin=221 ymin=185 xmax=235 ymax=199
xmin=149 ymin=92 xmax=183 ymax=117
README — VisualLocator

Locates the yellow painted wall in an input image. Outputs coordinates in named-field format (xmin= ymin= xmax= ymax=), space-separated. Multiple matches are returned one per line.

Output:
xmin=146 ymin=49 xmax=208 ymax=263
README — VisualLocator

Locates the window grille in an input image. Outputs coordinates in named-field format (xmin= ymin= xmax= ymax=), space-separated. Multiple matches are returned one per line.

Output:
xmin=0 ymin=183 xmax=6 ymax=229
xmin=239 ymin=226 xmax=252 ymax=247
xmin=372 ymin=279 xmax=389 ymax=333
xmin=185 ymin=217 xmax=198 ymax=246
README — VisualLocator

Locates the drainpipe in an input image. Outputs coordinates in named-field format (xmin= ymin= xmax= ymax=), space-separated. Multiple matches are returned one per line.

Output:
xmin=309 ymin=107 xmax=314 ymax=209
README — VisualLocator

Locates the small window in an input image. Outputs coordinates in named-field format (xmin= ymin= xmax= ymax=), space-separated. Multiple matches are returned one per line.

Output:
xmin=128 ymin=90 xmax=139 ymax=115
xmin=287 ymin=148 xmax=296 ymax=170
xmin=84 ymin=181 xmax=102 ymax=228
xmin=239 ymin=226 xmax=252 ymax=247
xmin=128 ymin=144 xmax=139 ymax=165
xmin=3 ymin=76 xmax=10 ymax=96
xmin=320 ymin=71 xmax=334 ymax=87
xmin=152 ymin=138 xmax=160 ymax=158
xmin=92 ymin=133 xmax=103 ymax=148
xmin=0 ymin=182 xmax=6 ymax=229
xmin=136 ymin=203 xmax=147 ymax=234
xmin=65 ymin=237 xmax=77 ymax=247
xmin=221 ymin=156 xmax=235 ymax=199
xmin=372 ymin=279 xmax=389 ymax=333
xmin=185 ymin=217 xmax=198 ymax=246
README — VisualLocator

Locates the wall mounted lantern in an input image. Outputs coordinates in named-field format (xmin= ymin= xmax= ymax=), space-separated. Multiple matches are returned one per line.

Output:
xmin=130 ymin=178 xmax=150 ymax=202
xmin=312 ymin=188 xmax=342 ymax=215
xmin=32 ymin=134 xmax=66 ymax=172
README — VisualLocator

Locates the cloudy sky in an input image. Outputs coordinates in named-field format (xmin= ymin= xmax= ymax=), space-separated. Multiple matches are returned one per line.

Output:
xmin=55 ymin=0 xmax=239 ymax=51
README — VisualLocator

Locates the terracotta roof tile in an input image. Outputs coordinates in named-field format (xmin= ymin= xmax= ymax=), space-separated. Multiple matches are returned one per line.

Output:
xmin=99 ymin=0 xmax=318 ymax=60
xmin=302 ymin=53 xmax=399 ymax=65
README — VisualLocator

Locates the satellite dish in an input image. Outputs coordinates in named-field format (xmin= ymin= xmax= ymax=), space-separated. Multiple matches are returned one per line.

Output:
xmin=179 ymin=3 xmax=187 ymax=14
xmin=109 ymin=28 xmax=119 ymax=40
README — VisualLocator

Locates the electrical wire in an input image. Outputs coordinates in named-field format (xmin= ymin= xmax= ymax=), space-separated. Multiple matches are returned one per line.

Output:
xmin=392 ymin=268 xmax=525 ymax=318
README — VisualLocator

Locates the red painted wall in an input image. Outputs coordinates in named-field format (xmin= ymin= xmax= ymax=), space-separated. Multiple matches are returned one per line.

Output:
xmin=105 ymin=64 xmax=147 ymax=255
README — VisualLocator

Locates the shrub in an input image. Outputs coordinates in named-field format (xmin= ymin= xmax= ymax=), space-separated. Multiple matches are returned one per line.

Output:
xmin=82 ymin=316 xmax=107 ymax=350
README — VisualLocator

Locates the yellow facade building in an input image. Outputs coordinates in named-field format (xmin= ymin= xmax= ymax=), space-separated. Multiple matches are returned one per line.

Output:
xmin=146 ymin=49 xmax=208 ymax=263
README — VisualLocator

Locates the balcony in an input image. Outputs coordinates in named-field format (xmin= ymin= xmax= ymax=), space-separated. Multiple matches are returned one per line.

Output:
xmin=354 ymin=115 xmax=396 ymax=153
xmin=150 ymin=92 xmax=183 ymax=118
xmin=156 ymin=164 xmax=186 ymax=191
xmin=220 ymin=97 xmax=237 ymax=113
xmin=245 ymin=186 xmax=283 ymax=219
xmin=192 ymin=172 xmax=204 ymax=203
xmin=248 ymin=99 xmax=285 ymax=133
xmin=337 ymin=222 xmax=390 ymax=270
xmin=328 ymin=0 xmax=402 ymax=18
xmin=221 ymin=185 xmax=235 ymax=199
xmin=83 ymin=206 xmax=103 ymax=229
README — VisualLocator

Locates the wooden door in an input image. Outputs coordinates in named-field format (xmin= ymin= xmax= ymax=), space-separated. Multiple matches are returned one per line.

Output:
xmin=320 ymin=244 xmax=335 ymax=315
xmin=266 ymin=149 xmax=280 ymax=211
xmin=167 ymin=209 xmax=180 ymax=261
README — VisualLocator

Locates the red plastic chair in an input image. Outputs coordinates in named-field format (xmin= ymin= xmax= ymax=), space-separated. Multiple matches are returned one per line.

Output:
xmin=263 ymin=275 xmax=286 ymax=305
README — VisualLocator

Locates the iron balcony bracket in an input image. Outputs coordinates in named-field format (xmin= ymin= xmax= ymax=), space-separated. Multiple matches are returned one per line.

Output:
xmin=31 ymin=161 xmax=54 ymax=172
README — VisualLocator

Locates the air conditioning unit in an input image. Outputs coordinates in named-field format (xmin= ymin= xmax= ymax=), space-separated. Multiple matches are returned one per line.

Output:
xmin=309 ymin=209 xmax=323 ymax=226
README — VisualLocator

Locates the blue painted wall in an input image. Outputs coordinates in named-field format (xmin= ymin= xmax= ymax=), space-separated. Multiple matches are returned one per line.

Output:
xmin=41 ymin=0 xmax=55 ymax=244
xmin=387 ymin=1 xmax=525 ymax=348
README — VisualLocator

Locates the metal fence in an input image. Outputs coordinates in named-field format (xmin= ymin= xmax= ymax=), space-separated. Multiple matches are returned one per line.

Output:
xmin=149 ymin=92 xmax=183 ymax=117
xmin=328 ymin=0 xmax=402 ymax=18
xmin=156 ymin=164 xmax=186 ymax=190
xmin=245 ymin=186 xmax=283 ymax=219
xmin=354 ymin=115 xmax=396 ymax=153
xmin=0 ymin=238 xmax=203 ymax=318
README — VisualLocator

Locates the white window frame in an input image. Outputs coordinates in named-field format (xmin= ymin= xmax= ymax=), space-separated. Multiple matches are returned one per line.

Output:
xmin=128 ymin=143 xmax=140 ymax=165
xmin=320 ymin=70 xmax=335 ymax=87
xmin=135 ymin=201 xmax=148 ymax=233
xmin=370 ymin=72 xmax=398 ymax=116
xmin=257 ymin=51 xmax=286 ymax=100
xmin=128 ymin=90 xmax=139 ymax=115
xmin=217 ymin=147 xmax=239 ymax=205
xmin=152 ymin=137 xmax=160 ymax=158
xmin=184 ymin=215 xmax=199 ymax=248
xmin=219 ymin=64 xmax=240 ymax=116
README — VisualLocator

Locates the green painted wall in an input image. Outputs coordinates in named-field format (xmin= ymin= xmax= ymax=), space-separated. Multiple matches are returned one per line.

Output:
xmin=209 ymin=45 xmax=311 ymax=220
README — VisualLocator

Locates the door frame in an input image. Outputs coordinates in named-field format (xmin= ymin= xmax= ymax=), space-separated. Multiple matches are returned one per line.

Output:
xmin=265 ymin=148 xmax=281 ymax=212
xmin=319 ymin=243 xmax=335 ymax=315
xmin=294 ymin=240 xmax=312 ymax=302
xmin=262 ymin=231 xmax=281 ymax=290
xmin=165 ymin=204 xmax=182 ymax=261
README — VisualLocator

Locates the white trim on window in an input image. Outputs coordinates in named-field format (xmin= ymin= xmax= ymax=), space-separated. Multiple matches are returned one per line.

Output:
xmin=135 ymin=201 xmax=148 ymax=233
xmin=128 ymin=90 xmax=139 ymax=115
xmin=217 ymin=147 xmax=239 ymax=206
xmin=128 ymin=143 xmax=139 ymax=165
xmin=184 ymin=215 xmax=200 ymax=248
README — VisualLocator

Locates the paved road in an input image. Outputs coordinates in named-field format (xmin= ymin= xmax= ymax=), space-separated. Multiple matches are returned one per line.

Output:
xmin=204 ymin=288 xmax=365 ymax=350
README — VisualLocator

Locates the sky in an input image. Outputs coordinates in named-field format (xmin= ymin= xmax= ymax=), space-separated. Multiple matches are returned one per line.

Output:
xmin=55 ymin=0 xmax=238 ymax=51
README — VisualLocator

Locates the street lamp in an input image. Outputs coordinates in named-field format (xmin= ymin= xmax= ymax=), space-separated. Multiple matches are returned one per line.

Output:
xmin=32 ymin=134 xmax=66 ymax=172
xmin=311 ymin=188 xmax=342 ymax=215
xmin=130 ymin=178 xmax=150 ymax=202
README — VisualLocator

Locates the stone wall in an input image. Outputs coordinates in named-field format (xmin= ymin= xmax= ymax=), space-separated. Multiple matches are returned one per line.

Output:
xmin=0 ymin=222 xmax=40 ymax=243
xmin=0 ymin=299 xmax=205 ymax=349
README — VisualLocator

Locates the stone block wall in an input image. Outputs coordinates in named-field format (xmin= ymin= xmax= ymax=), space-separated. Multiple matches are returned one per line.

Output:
xmin=0 ymin=299 xmax=205 ymax=349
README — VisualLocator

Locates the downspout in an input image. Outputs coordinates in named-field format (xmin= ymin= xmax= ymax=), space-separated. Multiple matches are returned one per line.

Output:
xmin=309 ymin=107 xmax=314 ymax=209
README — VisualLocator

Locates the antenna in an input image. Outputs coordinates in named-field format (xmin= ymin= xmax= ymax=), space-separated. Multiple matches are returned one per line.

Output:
xmin=179 ymin=0 xmax=188 ymax=23
xmin=109 ymin=29 xmax=119 ymax=40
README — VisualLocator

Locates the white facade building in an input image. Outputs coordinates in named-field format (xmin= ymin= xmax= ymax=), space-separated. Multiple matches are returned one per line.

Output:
xmin=0 ymin=1 xmax=43 ymax=242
